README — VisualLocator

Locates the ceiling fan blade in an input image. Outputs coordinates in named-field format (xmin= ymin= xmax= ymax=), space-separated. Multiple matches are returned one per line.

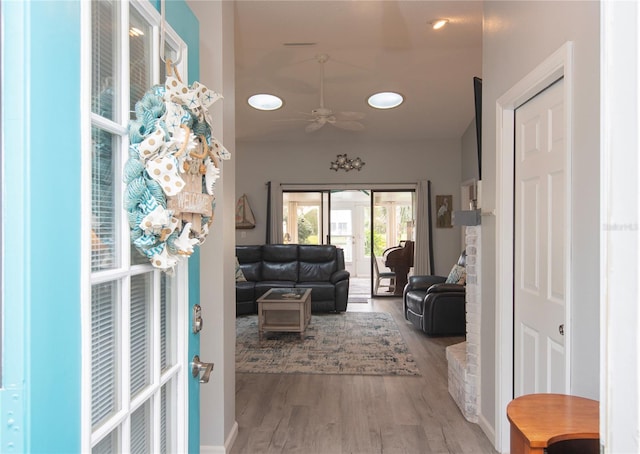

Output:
xmin=331 ymin=120 xmax=365 ymax=132
xmin=305 ymin=121 xmax=326 ymax=133
xmin=335 ymin=111 xmax=365 ymax=121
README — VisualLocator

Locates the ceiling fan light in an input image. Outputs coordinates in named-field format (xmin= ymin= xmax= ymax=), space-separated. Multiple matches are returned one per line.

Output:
xmin=248 ymin=93 xmax=283 ymax=111
xmin=367 ymin=92 xmax=404 ymax=110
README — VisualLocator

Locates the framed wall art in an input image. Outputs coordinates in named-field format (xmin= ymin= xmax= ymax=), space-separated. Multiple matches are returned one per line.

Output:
xmin=436 ymin=195 xmax=453 ymax=228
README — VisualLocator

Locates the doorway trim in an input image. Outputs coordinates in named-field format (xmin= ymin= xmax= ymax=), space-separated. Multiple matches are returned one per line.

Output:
xmin=494 ymin=41 xmax=573 ymax=452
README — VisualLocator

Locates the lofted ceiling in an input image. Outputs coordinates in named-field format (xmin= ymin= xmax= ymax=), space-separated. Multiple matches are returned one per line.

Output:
xmin=233 ymin=1 xmax=483 ymax=144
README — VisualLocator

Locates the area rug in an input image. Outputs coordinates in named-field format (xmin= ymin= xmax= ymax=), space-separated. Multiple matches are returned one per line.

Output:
xmin=236 ymin=312 xmax=420 ymax=376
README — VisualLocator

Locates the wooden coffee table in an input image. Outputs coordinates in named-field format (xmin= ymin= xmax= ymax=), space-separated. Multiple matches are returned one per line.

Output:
xmin=257 ymin=288 xmax=312 ymax=340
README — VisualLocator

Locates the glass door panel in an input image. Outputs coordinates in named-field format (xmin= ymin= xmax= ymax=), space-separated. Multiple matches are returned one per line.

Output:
xmin=329 ymin=190 xmax=370 ymax=278
xmin=371 ymin=191 xmax=415 ymax=296
xmin=283 ymin=192 xmax=324 ymax=244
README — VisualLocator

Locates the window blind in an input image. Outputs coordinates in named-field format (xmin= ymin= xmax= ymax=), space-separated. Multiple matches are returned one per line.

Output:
xmin=91 ymin=281 xmax=119 ymax=428
xmin=91 ymin=127 xmax=118 ymax=271
xmin=91 ymin=0 xmax=117 ymax=120
xmin=160 ymin=384 xmax=168 ymax=453
xmin=92 ymin=430 xmax=117 ymax=454
xmin=130 ymin=273 xmax=151 ymax=397
xmin=160 ymin=273 xmax=168 ymax=371
xmin=130 ymin=401 xmax=150 ymax=454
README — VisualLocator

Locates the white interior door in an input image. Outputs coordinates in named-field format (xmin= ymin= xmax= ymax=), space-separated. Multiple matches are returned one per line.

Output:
xmin=514 ymin=78 xmax=569 ymax=396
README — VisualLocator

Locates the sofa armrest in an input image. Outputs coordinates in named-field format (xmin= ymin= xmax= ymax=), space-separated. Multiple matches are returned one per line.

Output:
xmin=406 ymin=275 xmax=446 ymax=291
xmin=330 ymin=269 xmax=350 ymax=284
xmin=427 ymin=283 xmax=465 ymax=294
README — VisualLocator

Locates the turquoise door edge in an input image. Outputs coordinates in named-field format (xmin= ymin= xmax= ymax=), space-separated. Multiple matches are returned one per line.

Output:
xmin=161 ymin=1 xmax=202 ymax=452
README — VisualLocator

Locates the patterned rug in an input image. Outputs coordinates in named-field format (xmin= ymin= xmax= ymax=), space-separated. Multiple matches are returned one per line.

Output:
xmin=236 ymin=312 xmax=420 ymax=376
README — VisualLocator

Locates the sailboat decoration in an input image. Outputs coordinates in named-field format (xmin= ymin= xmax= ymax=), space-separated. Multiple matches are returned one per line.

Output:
xmin=235 ymin=193 xmax=256 ymax=229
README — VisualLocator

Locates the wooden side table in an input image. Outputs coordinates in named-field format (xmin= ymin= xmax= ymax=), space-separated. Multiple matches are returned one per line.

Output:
xmin=506 ymin=393 xmax=599 ymax=454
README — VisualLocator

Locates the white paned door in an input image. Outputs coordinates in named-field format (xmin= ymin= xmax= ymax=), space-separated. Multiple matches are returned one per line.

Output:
xmin=514 ymin=79 xmax=569 ymax=397
xmin=88 ymin=2 xmax=191 ymax=451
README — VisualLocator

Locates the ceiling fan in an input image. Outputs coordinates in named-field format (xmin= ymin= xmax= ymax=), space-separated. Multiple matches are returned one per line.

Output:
xmin=297 ymin=54 xmax=365 ymax=133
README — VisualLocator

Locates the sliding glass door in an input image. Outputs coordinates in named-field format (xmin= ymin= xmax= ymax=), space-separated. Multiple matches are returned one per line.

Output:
xmin=282 ymin=188 xmax=415 ymax=297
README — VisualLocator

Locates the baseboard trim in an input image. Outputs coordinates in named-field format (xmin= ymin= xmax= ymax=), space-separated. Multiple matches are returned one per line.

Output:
xmin=478 ymin=413 xmax=497 ymax=452
xmin=226 ymin=421 xmax=239 ymax=452
xmin=200 ymin=421 xmax=239 ymax=454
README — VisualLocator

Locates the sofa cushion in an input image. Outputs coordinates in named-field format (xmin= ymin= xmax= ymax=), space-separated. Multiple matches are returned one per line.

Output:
xmin=262 ymin=261 xmax=298 ymax=281
xmin=240 ymin=262 xmax=262 ymax=282
xmin=296 ymin=281 xmax=335 ymax=301
xmin=262 ymin=244 xmax=298 ymax=261
xmin=236 ymin=245 xmax=263 ymax=281
xmin=255 ymin=281 xmax=297 ymax=299
xmin=236 ymin=281 xmax=255 ymax=302
xmin=299 ymin=261 xmax=336 ymax=282
xmin=298 ymin=245 xmax=336 ymax=261
xmin=262 ymin=245 xmax=298 ymax=281
xmin=298 ymin=245 xmax=337 ymax=281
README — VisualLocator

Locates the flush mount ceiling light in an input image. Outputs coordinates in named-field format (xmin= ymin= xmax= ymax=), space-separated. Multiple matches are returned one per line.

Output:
xmin=367 ymin=92 xmax=404 ymax=110
xmin=247 ymin=93 xmax=283 ymax=111
xmin=430 ymin=19 xmax=449 ymax=30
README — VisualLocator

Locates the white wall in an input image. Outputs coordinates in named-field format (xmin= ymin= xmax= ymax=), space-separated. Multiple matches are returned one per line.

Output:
xmin=236 ymin=138 xmax=464 ymax=275
xmin=187 ymin=0 xmax=237 ymax=451
xmin=481 ymin=0 xmax=600 ymax=445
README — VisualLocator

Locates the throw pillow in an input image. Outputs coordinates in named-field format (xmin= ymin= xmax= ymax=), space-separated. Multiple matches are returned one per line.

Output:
xmin=445 ymin=264 xmax=466 ymax=285
xmin=235 ymin=257 xmax=247 ymax=282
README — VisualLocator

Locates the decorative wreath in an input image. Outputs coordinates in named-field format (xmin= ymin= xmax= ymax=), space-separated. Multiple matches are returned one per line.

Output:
xmin=124 ymin=65 xmax=230 ymax=272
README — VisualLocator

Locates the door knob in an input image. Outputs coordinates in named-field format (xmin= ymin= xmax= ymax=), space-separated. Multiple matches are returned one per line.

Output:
xmin=559 ymin=324 xmax=564 ymax=336
xmin=192 ymin=355 xmax=214 ymax=383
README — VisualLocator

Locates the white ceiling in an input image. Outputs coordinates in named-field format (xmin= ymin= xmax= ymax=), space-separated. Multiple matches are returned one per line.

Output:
xmin=234 ymin=1 xmax=483 ymax=144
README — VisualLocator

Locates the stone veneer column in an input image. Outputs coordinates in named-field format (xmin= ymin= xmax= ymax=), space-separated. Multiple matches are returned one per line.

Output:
xmin=446 ymin=225 xmax=481 ymax=422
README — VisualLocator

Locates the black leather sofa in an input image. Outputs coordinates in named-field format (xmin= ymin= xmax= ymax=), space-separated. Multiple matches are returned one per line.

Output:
xmin=403 ymin=251 xmax=466 ymax=336
xmin=235 ymin=244 xmax=350 ymax=315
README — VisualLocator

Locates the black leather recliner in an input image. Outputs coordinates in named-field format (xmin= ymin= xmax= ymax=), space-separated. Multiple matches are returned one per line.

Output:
xmin=403 ymin=251 xmax=466 ymax=336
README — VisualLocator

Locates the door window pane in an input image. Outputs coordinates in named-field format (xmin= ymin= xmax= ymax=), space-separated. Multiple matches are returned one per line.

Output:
xmin=160 ymin=273 xmax=177 ymax=372
xmin=91 ymin=281 xmax=120 ymax=428
xmin=92 ymin=0 xmax=118 ymax=120
xmin=130 ymin=401 xmax=151 ymax=454
xmin=92 ymin=429 xmax=118 ymax=454
xmin=92 ymin=127 xmax=119 ymax=271
xmin=160 ymin=383 xmax=174 ymax=454
xmin=283 ymin=192 xmax=322 ymax=244
xmin=129 ymin=5 xmax=152 ymax=115
xmin=130 ymin=273 xmax=152 ymax=397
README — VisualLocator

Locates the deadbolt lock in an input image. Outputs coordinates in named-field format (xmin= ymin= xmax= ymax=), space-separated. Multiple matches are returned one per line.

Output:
xmin=193 ymin=304 xmax=203 ymax=334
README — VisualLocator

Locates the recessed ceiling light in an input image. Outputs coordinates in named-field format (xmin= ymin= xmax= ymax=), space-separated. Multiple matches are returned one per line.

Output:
xmin=430 ymin=19 xmax=449 ymax=30
xmin=248 ymin=94 xmax=283 ymax=111
xmin=367 ymin=92 xmax=404 ymax=110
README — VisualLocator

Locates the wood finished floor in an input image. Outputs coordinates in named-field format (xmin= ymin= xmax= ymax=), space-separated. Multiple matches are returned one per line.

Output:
xmin=230 ymin=297 xmax=497 ymax=454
